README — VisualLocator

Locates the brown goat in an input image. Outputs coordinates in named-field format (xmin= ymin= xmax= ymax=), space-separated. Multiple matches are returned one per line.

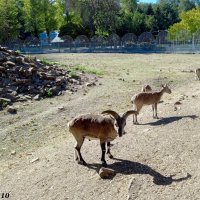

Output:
xmin=141 ymin=84 xmax=152 ymax=92
xmin=68 ymin=110 xmax=137 ymax=166
xmin=131 ymin=84 xmax=171 ymax=124
xmin=195 ymin=68 xmax=200 ymax=80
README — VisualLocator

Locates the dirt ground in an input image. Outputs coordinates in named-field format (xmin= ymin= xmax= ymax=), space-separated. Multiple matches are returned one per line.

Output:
xmin=1 ymin=53 xmax=200 ymax=200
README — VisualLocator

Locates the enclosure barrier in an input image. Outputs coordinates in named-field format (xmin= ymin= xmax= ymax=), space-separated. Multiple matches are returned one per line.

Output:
xmin=2 ymin=30 xmax=200 ymax=54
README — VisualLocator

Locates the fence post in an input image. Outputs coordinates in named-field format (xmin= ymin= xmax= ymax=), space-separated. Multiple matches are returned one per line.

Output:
xmin=192 ymin=33 xmax=195 ymax=51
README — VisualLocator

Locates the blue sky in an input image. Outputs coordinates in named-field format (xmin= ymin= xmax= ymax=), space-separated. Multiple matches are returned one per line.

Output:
xmin=139 ymin=0 xmax=158 ymax=3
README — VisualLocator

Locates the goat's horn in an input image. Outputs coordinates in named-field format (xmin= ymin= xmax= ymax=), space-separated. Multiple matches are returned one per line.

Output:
xmin=102 ymin=110 xmax=120 ymax=120
xmin=122 ymin=110 xmax=138 ymax=120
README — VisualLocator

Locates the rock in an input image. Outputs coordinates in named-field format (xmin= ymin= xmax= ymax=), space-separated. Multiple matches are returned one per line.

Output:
xmin=99 ymin=167 xmax=116 ymax=179
xmin=11 ymin=151 xmax=16 ymax=155
xmin=0 ymin=66 xmax=6 ymax=72
xmin=58 ymin=106 xmax=65 ymax=111
xmin=17 ymin=96 xmax=28 ymax=102
xmin=15 ymin=56 xmax=24 ymax=63
xmin=30 ymin=157 xmax=40 ymax=163
xmin=142 ymin=128 xmax=150 ymax=133
xmin=86 ymin=82 xmax=96 ymax=87
xmin=174 ymin=101 xmax=182 ymax=105
xmin=26 ymin=152 xmax=33 ymax=156
xmin=33 ymin=94 xmax=40 ymax=100
xmin=3 ymin=93 xmax=16 ymax=102
xmin=7 ymin=106 xmax=17 ymax=114
xmin=0 ymin=46 xmax=96 ymax=108
xmin=0 ymin=98 xmax=11 ymax=104
xmin=5 ymin=61 xmax=16 ymax=67
xmin=174 ymin=106 xmax=181 ymax=110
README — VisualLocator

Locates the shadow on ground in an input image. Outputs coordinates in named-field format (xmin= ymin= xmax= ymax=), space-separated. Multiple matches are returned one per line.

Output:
xmin=87 ymin=158 xmax=191 ymax=185
xmin=141 ymin=115 xmax=198 ymax=126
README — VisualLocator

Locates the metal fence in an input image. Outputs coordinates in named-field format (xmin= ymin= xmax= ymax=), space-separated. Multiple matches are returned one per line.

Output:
xmin=2 ymin=30 xmax=200 ymax=54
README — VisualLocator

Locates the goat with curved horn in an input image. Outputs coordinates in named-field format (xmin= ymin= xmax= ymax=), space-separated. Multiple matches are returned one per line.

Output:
xmin=68 ymin=109 xmax=137 ymax=166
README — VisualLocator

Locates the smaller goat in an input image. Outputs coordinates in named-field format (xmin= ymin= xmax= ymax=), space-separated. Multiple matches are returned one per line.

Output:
xmin=131 ymin=84 xmax=171 ymax=124
xmin=195 ymin=68 xmax=200 ymax=80
xmin=141 ymin=84 xmax=152 ymax=93
xmin=68 ymin=110 xmax=137 ymax=166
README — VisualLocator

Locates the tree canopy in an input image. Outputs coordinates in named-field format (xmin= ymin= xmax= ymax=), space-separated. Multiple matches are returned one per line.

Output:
xmin=0 ymin=0 xmax=200 ymax=42
xmin=169 ymin=7 xmax=200 ymax=39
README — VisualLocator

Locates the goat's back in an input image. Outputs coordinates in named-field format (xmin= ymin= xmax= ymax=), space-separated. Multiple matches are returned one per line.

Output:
xmin=133 ymin=91 xmax=162 ymax=105
xmin=68 ymin=114 xmax=117 ymax=140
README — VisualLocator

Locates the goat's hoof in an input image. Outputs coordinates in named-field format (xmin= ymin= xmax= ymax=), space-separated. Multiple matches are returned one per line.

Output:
xmin=75 ymin=156 xmax=79 ymax=161
xmin=108 ymin=154 xmax=114 ymax=159
xmin=78 ymin=160 xmax=87 ymax=166
xmin=102 ymin=162 xmax=108 ymax=167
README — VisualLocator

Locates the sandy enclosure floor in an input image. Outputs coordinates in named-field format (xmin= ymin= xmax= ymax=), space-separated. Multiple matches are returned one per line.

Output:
xmin=1 ymin=53 xmax=200 ymax=200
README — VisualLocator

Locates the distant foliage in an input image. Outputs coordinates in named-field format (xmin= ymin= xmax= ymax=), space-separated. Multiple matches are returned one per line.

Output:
xmin=0 ymin=0 xmax=20 ymax=41
xmin=1 ymin=0 xmax=200 ymax=42
xmin=169 ymin=8 xmax=200 ymax=39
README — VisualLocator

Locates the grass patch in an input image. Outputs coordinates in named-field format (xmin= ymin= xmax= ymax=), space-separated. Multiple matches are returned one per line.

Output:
xmin=73 ymin=65 xmax=105 ymax=75
xmin=40 ymin=57 xmax=60 ymax=66
xmin=69 ymin=70 xmax=78 ymax=78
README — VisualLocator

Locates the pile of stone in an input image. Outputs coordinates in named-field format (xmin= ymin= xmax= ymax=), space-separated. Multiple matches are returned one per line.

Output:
xmin=0 ymin=46 xmax=90 ymax=109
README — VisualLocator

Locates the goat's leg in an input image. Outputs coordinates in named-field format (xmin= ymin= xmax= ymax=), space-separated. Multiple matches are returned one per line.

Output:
xmin=100 ymin=141 xmax=107 ymax=166
xmin=133 ymin=113 xmax=135 ymax=124
xmin=135 ymin=113 xmax=139 ymax=124
xmin=154 ymin=103 xmax=159 ymax=119
xmin=133 ymin=110 xmax=139 ymax=124
xmin=107 ymin=142 xmax=113 ymax=159
xmin=74 ymin=149 xmax=78 ymax=161
xmin=74 ymin=137 xmax=87 ymax=165
xmin=152 ymin=104 xmax=155 ymax=118
xmin=134 ymin=106 xmax=142 ymax=124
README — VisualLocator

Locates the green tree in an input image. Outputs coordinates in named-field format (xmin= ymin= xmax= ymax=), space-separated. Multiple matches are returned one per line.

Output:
xmin=69 ymin=0 xmax=120 ymax=36
xmin=59 ymin=12 xmax=85 ymax=38
xmin=120 ymin=0 xmax=138 ymax=13
xmin=22 ymin=0 xmax=65 ymax=37
xmin=168 ymin=8 xmax=200 ymax=39
xmin=0 ymin=0 xmax=20 ymax=42
xmin=153 ymin=2 xmax=179 ymax=30
xmin=178 ymin=0 xmax=196 ymax=12
xmin=131 ymin=11 xmax=150 ymax=35
xmin=22 ymin=0 xmax=45 ymax=36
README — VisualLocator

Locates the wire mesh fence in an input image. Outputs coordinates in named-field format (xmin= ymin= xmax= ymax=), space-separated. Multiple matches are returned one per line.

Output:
xmin=2 ymin=30 xmax=200 ymax=54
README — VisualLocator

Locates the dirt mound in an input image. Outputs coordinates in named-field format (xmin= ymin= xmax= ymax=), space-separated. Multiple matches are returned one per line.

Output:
xmin=0 ymin=46 xmax=93 ymax=109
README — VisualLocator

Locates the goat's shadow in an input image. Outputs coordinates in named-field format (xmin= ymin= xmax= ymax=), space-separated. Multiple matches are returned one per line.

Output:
xmin=139 ymin=115 xmax=198 ymax=126
xmin=87 ymin=158 xmax=191 ymax=185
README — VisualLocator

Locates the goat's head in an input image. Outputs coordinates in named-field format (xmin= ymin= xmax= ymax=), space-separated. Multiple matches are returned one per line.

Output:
xmin=142 ymin=84 xmax=152 ymax=92
xmin=162 ymin=84 xmax=172 ymax=94
xmin=102 ymin=110 xmax=137 ymax=137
